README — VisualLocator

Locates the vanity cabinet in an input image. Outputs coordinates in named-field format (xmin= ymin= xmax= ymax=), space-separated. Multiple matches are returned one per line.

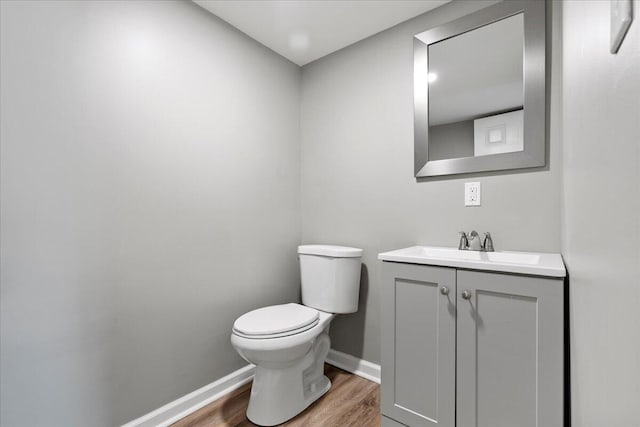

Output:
xmin=380 ymin=262 xmax=564 ymax=427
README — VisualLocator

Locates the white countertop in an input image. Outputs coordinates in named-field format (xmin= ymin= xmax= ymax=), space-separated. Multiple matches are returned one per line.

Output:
xmin=378 ymin=246 xmax=566 ymax=278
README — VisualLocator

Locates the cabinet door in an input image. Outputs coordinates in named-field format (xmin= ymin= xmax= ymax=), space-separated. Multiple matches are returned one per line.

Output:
xmin=456 ymin=270 xmax=564 ymax=427
xmin=381 ymin=262 xmax=456 ymax=427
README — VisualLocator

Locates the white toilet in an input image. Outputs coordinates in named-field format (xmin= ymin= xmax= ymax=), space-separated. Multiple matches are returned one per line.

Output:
xmin=230 ymin=244 xmax=363 ymax=426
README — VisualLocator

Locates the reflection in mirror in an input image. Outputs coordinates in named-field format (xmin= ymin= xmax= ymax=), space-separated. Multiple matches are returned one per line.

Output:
xmin=427 ymin=13 xmax=524 ymax=161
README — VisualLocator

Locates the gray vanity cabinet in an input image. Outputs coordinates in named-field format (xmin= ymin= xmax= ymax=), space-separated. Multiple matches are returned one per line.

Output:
xmin=381 ymin=263 xmax=456 ymax=427
xmin=455 ymin=269 xmax=564 ymax=427
xmin=381 ymin=263 xmax=564 ymax=427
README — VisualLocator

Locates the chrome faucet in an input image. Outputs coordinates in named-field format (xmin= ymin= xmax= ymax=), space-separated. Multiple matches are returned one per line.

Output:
xmin=458 ymin=231 xmax=494 ymax=252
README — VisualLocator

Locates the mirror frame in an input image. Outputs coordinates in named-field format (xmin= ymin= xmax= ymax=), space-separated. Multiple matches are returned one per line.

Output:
xmin=414 ymin=0 xmax=546 ymax=178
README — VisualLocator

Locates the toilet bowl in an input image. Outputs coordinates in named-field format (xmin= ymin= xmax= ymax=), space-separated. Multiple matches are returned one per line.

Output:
xmin=231 ymin=304 xmax=335 ymax=426
xmin=230 ymin=245 xmax=363 ymax=426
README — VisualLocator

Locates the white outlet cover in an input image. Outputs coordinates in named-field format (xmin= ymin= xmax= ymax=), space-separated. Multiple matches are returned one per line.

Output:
xmin=465 ymin=182 xmax=481 ymax=207
xmin=610 ymin=0 xmax=633 ymax=54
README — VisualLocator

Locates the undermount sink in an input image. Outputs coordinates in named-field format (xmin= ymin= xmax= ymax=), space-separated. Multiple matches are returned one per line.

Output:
xmin=378 ymin=246 xmax=566 ymax=277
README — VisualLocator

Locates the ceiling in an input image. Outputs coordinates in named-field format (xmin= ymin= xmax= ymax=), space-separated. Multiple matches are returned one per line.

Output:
xmin=193 ymin=1 xmax=450 ymax=66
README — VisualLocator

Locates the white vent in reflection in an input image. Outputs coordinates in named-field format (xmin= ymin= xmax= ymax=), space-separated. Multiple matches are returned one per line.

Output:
xmin=474 ymin=109 xmax=523 ymax=156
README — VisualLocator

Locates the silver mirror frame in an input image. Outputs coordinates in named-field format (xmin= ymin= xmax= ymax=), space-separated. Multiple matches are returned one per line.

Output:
xmin=414 ymin=1 xmax=546 ymax=178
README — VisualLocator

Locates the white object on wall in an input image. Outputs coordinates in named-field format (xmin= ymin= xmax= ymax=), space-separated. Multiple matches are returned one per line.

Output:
xmin=473 ymin=109 xmax=523 ymax=156
xmin=610 ymin=0 xmax=633 ymax=54
xmin=464 ymin=182 xmax=481 ymax=207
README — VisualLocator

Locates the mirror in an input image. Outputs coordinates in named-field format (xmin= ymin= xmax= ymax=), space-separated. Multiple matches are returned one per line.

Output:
xmin=428 ymin=13 xmax=524 ymax=161
xmin=414 ymin=1 xmax=546 ymax=177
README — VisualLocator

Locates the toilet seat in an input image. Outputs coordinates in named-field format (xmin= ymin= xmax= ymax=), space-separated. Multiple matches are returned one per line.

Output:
xmin=232 ymin=303 xmax=319 ymax=339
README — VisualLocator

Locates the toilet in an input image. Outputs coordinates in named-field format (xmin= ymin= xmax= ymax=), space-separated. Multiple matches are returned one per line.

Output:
xmin=230 ymin=244 xmax=363 ymax=426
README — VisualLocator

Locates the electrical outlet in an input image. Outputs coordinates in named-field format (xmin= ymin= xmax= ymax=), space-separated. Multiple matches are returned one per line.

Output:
xmin=465 ymin=182 xmax=481 ymax=206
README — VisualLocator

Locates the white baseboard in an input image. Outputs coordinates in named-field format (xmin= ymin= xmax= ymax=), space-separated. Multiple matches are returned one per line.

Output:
xmin=326 ymin=348 xmax=381 ymax=384
xmin=121 ymin=364 xmax=255 ymax=427
xmin=121 ymin=348 xmax=380 ymax=427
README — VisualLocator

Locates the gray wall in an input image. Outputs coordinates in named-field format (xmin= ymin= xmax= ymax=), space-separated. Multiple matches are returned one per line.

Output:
xmin=428 ymin=120 xmax=474 ymax=160
xmin=0 ymin=1 xmax=301 ymax=426
xmin=4 ymin=1 xmax=637 ymax=427
xmin=561 ymin=1 xmax=640 ymax=426
xmin=300 ymin=0 xmax=564 ymax=363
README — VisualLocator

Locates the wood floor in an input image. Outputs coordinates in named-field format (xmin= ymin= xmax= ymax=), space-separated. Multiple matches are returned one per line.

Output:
xmin=172 ymin=365 xmax=380 ymax=427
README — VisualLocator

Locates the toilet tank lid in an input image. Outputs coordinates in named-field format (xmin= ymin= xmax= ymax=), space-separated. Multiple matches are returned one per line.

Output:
xmin=298 ymin=245 xmax=363 ymax=258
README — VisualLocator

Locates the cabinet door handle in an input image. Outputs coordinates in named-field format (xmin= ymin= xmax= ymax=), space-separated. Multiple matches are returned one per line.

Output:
xmin=440 ymin=286 xmax=449 ymax=295
xmin=461 ymin=290 xmax=472 ymax=300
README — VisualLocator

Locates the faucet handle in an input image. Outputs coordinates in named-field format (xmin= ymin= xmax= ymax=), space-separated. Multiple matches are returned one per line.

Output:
xmin=458 ymin=231 xmax=469 ymax=250
xmin=483 ymin=232 xmax=494 ymax=252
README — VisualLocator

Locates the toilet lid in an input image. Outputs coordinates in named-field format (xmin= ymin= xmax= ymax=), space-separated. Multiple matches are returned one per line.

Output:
xmin=233 ymin=303 xmax=319 ymax=337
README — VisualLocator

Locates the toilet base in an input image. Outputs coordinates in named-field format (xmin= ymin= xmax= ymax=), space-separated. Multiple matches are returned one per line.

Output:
xmin=246 ymin=332 xmax=331 ymax=426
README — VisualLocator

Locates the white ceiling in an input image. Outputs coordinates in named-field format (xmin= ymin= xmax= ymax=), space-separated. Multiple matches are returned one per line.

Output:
xmin=193 ymin=0 xmax=450 ymax=66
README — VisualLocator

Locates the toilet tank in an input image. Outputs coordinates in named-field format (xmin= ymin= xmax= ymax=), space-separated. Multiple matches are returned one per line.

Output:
xmin=298 ymin=245 xmax=363 ymax=314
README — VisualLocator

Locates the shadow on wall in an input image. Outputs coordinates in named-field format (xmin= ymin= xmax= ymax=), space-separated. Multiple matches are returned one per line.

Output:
xmin=329 ymin=263 xmax=369 ymax=358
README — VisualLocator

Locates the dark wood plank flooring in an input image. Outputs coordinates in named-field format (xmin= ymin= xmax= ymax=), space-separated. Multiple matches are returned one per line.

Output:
xmin=172 ymin=364 xmax=380 ymax=427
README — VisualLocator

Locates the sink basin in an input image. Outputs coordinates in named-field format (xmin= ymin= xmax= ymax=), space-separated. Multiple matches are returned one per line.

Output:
xmin=378 ymin=246 xmax=565 ymax=277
